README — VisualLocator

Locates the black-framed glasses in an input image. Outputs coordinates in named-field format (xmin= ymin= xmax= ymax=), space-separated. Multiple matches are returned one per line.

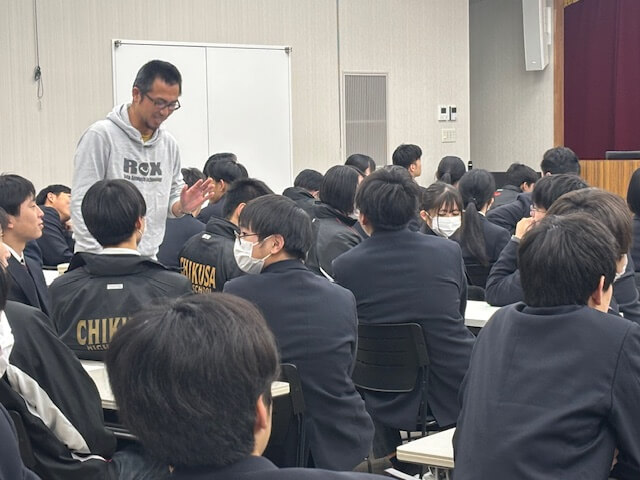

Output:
xmin=144 ymin=93 xmax=181 ymax=111
xmin=235 ymin=231 xmax=259 ymax=240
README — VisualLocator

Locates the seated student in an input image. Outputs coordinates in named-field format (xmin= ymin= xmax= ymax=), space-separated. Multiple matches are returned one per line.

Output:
xmin=345 ymin=153 xmax=374 ymax=177
xmin=282 ymin=169 xmax=323 ymax=215
xmin=306 ymin=165 xmax=362 ymax=279
xmin=197 ymin=153 xmax=248 ymax=223
xmin=418 ymin=182 xmax=463 ymax=237
xmin=49 ymin=179 xmax=192 ymax=360
xmin=106 ymin=294 xmax=386 ymax=480
xmin=435 ymin=155 xmax=466 ymax=186
xmin=157 ymin=168 xmax=206 ymax=269
xmin=544 ymin=188 xmax=640 ymax=325
xmin=0 ymin=218 xmax=118 ymax=479
xmin=490 ymin=162 xmax=537 ymax=210
xmin=487 ymin=146 xmax=581 ymax=233
xmin=35 ymin=184 xmax=74 ymax=266
xmin=332 ymin=167 xmax=475 ymax=458
xmin=626 ymin=168 xmax=640 ymax=277
xmin=0 ymin=174 xmax=49 ymax=316
xmin=485 ymin=174 xmax=588 ymax=306
xmin=0 ymin=403 xmax=40 ymax=479
xmin=452 ymin=169 xmax=510 ymax=287
xmin=454 ymin=213 xmax=640 ymax=480
xmin=392 ymin=143 xmax=422 ymax=178
xmin=179 ymin=178 xmax=273 ymax=292
xmin=224 ymin=195 xmax=374 ymax=471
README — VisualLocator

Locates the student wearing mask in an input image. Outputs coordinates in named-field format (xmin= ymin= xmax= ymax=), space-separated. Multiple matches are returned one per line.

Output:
xmin=224 ymin=195 xmax=374 ymax=471
xmin=418 ymin=182 xmax=463 ymax=237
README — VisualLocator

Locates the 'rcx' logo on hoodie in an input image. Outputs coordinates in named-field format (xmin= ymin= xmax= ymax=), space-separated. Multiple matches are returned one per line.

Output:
xmin=123 ymin=158 xmax=163 ymax=182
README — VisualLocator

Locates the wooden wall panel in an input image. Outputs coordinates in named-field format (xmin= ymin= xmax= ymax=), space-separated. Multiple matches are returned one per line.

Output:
xmin=580 ymin=159 xmax=640 ymax=198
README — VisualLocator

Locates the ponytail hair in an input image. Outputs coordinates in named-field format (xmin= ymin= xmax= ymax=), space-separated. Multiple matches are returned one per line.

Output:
xmin=436 ymin=156 xmax=466 ymax=185
xmin=457 ymin=169 xmax=495 ymax=266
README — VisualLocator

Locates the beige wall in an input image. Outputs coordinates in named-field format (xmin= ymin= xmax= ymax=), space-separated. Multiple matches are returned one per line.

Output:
xmin=1 ymin=0 xmax=469 ymax=191
xmin=469 ymin=0 xmax=554 ymax=173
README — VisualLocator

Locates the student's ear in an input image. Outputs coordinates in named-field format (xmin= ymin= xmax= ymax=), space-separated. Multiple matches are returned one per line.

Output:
xmin=419 ymin=209 xmax=429 ymax=223
xmin=254 ymin=394 xmax=269 ymax=432
xmin=588 ymin=275 xmax=611 ymax=313
xmin=230 ymin=203 xmax=246 ymax=225
xmin=269 ymin=234 xmax=285 ymax=255
xmin=252 ymin=394 xmax=272 ymax=456
xmin=359 ymin=212 xmax=373 ymax=236
xmin=135 ymin=217 xmax=145 ymax=232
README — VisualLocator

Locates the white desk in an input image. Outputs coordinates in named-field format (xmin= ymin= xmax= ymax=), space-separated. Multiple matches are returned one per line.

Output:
xmin=396 ymin=427 xmax=455 ymax=469
xmin=464 ymin=300 xmax=500 ymax=328
xmin=42 ymin=269 xmax=60 ymax=286
xmin=80 ymin=360 xmax=290 ymax=410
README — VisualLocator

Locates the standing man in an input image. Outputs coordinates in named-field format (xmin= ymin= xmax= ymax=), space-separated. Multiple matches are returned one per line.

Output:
xmin=392 ymin=144 xmax=422 ymax=178
xmin=72 ymin=60 xmax=214 ymax=257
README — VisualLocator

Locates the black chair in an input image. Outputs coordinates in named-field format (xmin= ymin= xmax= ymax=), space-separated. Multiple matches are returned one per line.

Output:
xmin=8 ymin=410 xmax=36 ymax=469
xmin=263 ymin=363 xmax=307 ymax=468
xmin=352 ymin=323 xmax=436 ymax=437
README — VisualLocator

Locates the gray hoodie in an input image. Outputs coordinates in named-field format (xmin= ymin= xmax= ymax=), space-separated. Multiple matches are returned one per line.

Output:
xmin=71 ymin=104 xmax=184 ymax=257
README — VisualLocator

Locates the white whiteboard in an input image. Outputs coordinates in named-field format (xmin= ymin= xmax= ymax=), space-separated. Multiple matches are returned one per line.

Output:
xmin=112 ymin=40 xmax=293 ymax=194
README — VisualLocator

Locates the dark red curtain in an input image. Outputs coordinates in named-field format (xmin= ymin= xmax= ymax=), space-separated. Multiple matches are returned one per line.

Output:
xmin=564 ymin=0 xmax=640 ymax=159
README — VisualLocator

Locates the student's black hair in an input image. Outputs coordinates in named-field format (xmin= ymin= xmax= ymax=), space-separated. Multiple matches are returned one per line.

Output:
xmin=81 ymin=179 xmax=147 ymax=247
xmin=367 ymin=156 xmax=377 ymax=173
xmin=180 ymin=168 xmax=205 ymax=188
xmin=319 ymin=165 xmax=361 ymax=215
xmin=202 ymin=153 xmax=238 ymax=177
xmin=540 ymin=146 xmax=580 ymax=175
xmin=419 ymin=182 xmax=463 ymax=215
xmin=505 ymin=163 xmax=538 ymax=188
xmin=457 ymin=169 xmax=496 ymax=266
xmin=626 ymin=168 xmax=640 ymax=216
xmin=238 ymin=195 xmax=313 ymax=260
xmin=133 ymin=60 xmax=182 ymax=95
xmin=293 ymin=169 xmax=323 ymax=192
xmin=0 ymin=207 xmax=9 ymax=310
xmin=0 ymin=174 xmax=36 ymax=216
xmin=392 ymin=144 xmax=422 ymax=170
xmin=222 ymin=178 xmax=274 ymax=220
xmin=35 ymin=184 xmax=71 ymax=206
xmin=204 ymin=156 xmax=248 ymax=184
xmin=531 ymin=174 xmax=589 ymax=211
xmin=436 ymin=156 xmax=466 ymax=185
xmin=518 ymin=213 xmax=616 ymax=307
xmin=356 ymin=166 xmax=420 ymax=231
xmin=345 ymin=154 xmax=374 ymax=176
xmin=547 ymin=188 xmax=631 ymax=258
xmin=106 ymin=293 xmax=279 ymax=469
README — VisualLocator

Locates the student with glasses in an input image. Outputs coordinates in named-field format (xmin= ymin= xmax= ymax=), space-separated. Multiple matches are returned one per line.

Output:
xmin=71 ymin=60 xmax=215 ymax=258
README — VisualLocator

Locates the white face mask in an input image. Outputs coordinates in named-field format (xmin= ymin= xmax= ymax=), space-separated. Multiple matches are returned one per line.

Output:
xmin=432 ymin=215 xmax=461 ymax=238
xmin=0 ymin=311 xmax=14 ymax=378
xmin=233 ymin=235 xmax=272 ymax=275
xmin=614 ymin=254 xmax=628 ymax=283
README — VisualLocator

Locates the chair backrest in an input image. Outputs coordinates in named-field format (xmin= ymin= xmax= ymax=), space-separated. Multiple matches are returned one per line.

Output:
xmin=352 ymin=323 xmax=428 ymax=393
xmin=263 ymin=363 xmax=308 ymax=468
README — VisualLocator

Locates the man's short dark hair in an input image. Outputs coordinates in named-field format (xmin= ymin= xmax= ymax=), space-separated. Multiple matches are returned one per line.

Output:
xmin=519 ymin=214 xmax=617 ymax=307
xmin=238 ymin=195 xmax=313 ymax=260
xmin=133 ymin=60 xmax=182 ymax=95
xmin=547 ymin=188 xmax=632 ymax=258
xmin=0 ymin=174 xmax=36 ymax=216
xmin=356 ymin=166 xmax=420 ymax=231
xmin=540 ymin=147 xmax=580 ymax=175
xmin=202 ymin=153 xmax=238 ymax=178
xmin=204 ymin=157 xmax=248 ymax=184
xmin=320 ymin=165 xmax=361 ymax=215
xmin=106 ymin=293 xmax=279 ymax=469
xmin=293 ymin=169 xmax=323 ymax=192
xmin=392 ymin=144 xmax=422 ymax=170
xmin=345 ymin=154 xmax=374 ymax=176
xmin=436 ymin=156 xmax=466 ymax=185
xmin=222 ymin=178 xmax=274 ymax=220
xmin=531 ymin=174 xmax=589 ymax=211
xmin=81 ymin=179 xmax=146 ymax=247
xmin=506 ymin=163 xmax=538 ymax=188
xmin=35 ymin=184 xmax=71 ymax=206
xmin=180 ymin=168 xmax=205 ymax=188
xmin=626 ymin=168 xmax=640 ymax=216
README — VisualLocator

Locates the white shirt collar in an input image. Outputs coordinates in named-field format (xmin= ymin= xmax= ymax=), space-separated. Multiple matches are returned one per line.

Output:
xmin=100 ymin=247 xmax=141 ymax=256
xmin=4 ymin=244 xmax=24 ymax=264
